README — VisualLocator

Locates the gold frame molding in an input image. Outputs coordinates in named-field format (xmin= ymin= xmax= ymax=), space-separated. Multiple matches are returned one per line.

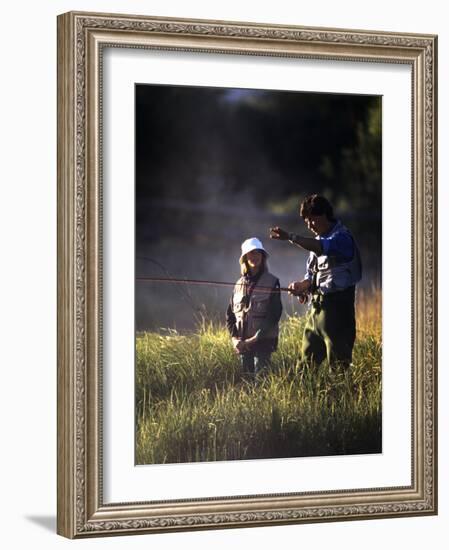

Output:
xmin=57 ymin=11 xmax=438 ymax=539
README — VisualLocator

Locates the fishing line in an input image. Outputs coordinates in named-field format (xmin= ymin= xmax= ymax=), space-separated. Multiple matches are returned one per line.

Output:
xmin=136 ymin=255 xmax=200 ymax=313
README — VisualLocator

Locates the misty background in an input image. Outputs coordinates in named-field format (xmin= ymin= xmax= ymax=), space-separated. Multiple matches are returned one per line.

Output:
xmin=135 ymin=84 xmax=381 ymax=332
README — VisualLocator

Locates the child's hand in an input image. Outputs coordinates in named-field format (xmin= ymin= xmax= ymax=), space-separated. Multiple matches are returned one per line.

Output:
xmin=242 ymin=336 xmax=257 ymax=350
xmin=232 ymin=337 xmax=244 ymax=354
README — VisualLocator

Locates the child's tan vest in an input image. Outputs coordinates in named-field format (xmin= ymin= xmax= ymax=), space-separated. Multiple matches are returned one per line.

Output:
xmin=232 ymin=271 xmax=279 ymax=339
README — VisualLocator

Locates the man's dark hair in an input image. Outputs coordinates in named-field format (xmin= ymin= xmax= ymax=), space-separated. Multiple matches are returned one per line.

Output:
xmin=300 ymin=194 xmax=336 ymax=221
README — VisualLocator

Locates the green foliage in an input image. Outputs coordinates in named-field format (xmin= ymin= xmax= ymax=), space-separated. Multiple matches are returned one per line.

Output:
xmin=136 ymin=306 xmax=382 ymax=464
xmin=320 ymin=102 xmax=382 ymax=213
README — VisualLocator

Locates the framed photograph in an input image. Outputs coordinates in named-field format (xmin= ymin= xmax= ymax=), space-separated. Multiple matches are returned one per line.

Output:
xmin=57 ymin=11 xmax=437 ymax=538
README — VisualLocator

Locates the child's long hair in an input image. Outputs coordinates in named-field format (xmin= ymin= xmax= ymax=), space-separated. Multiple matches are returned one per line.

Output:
xmin=239 ymin=250 xmax=268 ymax=276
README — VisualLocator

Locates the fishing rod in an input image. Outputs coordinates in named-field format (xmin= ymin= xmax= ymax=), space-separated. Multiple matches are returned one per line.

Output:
xmin=136 ymin=255 xmax=200 ymax=312
xmin=136 ymin=276 xmax=292 ymax=294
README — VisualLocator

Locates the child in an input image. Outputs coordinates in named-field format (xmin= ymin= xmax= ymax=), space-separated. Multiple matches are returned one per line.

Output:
xmin=226 ymin=238 xmax=282 ymax=379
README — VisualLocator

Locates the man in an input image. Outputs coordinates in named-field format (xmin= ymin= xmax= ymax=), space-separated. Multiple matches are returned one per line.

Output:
xmin=270 ymin=194 xmax=362 ymax=368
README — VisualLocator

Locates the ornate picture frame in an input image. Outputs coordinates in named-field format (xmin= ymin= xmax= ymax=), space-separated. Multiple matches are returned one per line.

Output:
xmin=57 ymin=11 xmax=437 ymax=538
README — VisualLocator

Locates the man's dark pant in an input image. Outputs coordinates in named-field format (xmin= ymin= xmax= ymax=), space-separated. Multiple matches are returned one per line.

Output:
xmin=302 ymin=286 xmax=356 ymax=368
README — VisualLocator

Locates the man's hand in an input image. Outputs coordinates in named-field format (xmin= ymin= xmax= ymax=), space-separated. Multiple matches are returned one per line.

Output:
xmin=288 ymin=280 xmax=311 ymax=297
xmin=269 ymin=227 xmax=290 ymax=241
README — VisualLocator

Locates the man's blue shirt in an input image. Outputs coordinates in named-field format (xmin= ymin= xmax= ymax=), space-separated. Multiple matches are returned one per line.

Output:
xmin=304 ymin=221 xmax=354 ymax=281
xmin=319 ymin=222 xmax=354 ymax=262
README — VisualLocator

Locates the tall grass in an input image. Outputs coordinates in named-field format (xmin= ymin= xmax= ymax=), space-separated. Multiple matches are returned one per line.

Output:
xmin=136 ymin=290 xmax=382 ymax=464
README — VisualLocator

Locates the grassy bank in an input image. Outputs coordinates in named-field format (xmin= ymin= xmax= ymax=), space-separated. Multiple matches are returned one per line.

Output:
xmin=136 ymin=291 xmax=382 ymax=464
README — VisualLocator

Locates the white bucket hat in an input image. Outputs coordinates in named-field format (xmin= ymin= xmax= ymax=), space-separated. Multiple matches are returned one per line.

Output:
xmin=240 ymin=237 xmax=268 ymax=261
